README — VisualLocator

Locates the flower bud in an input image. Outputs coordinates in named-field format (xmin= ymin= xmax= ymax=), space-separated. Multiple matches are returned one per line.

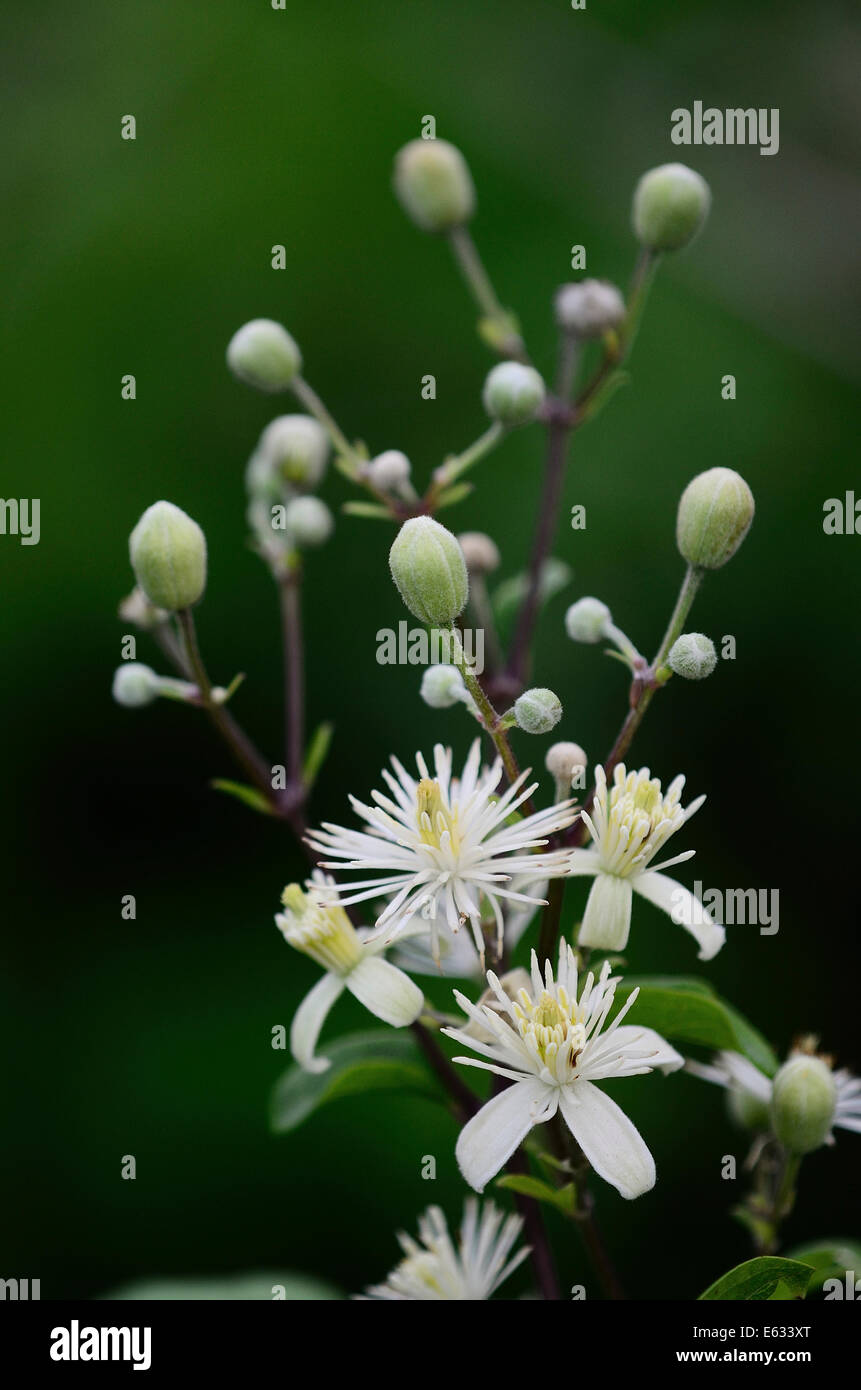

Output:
xmin=668 ymin=632 xmax=717 ymax=680
xmin=226 ymin=318 xmax=302 ymax=392
xmin=389 ymin=517 xmax=468 ymax=627
xmin=514 ymin=687 xmax=563 ymax=735
xmin=545 ymin=741 xmax=588 ymax=783
xmin=420 ymin=664 xmax=467 ymax=709
xmin=482 ymin=362 xmax=546 ymax=426
xmin=632 ymin=163 xmax=711 ymax=252
xmin=129 ymin=500 xmax=207 ymax=611
xmin=727 ymin=1085 xmax=771 ymax=1133
xmin=245 ymin=450 xmax=281 ymax=504
xmin=258 ymin=415 xmax=329 ymax=488
xmin=565 ymin=596 xmax=611 ymax=644
xmin=771 ymin=1055 xmax=837 ymax=1155
xmin=676 ymin=467 xmax=755 ymax=570
xmin=457 ymin=531 xmax=500 ymax=575
xmin=393 ymin=138 xmax=475 ymax=233
xmin=365 ymin=449 xmax=412 ymax=492
xmin=554 ymin=279 xmax=626 ymax=338
xmin=284 ymin=496 xmax=334 ymax=549
xmin=118 ymin=586 xmax=169 ymax=630
xmin=112 ymin=662 xmax=160 ymax=708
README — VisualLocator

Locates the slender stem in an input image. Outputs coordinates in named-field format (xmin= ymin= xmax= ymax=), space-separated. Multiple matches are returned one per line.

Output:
xmin=537 ymin=878 xmax=565 ymax=963
xmin=410 ymin=1021 xmax=479 ymax=1122
xmin=279 ymin=571 xmax=305 ymax=791
xmin=506 ymin=1149 xmax=562 ymax=1300
xmin=291 ymin=375 xmax=359 ymax=465
xmin=452 ymin=628 xmax=531 ymax=807
xmin=465 ymin=573 xmax=504 ymax=678
xmin=428 ymin=421 xmax=506 ymax=498
xmin=575 ymin=1197 xmax=626 ymax=1301
xmin=447 ymin=226 xmax=528 ymax=362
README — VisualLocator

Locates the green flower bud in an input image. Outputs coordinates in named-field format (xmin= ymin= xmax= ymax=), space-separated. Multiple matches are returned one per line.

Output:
xmin=482 ymin=362 xmax=546 ymax=426
xmin=727 ymin=1085 xmax=771 ymax=1133
xmin=545 ymin=741 xmax=587 ymax=783
xmin=676 ymin=467 xmax=755 ymax=570
xmin=565 ymin=596 xmax=611 ymax=644
xmin=393 ymin=138 xmax=476 ymax=233
xmin=245 ymin=450 xmax=281 ymax=504
xmin=668 ymin=632 xmax=717 ymax=680
xmin=284 ymin=496 xmax=334 ymax=549
xmin=389 ymin=517 xmax=468 ymax=628
xmin=259 ymin=414 xmax=329 ymax=488
xmin=112 ymin=662 xmax=160 ymax=708
xmin=771 ymin=1055 xmax=837 ymax=1155
xmin=129 ymin=500 xmax=207 ymax=611
xmin=226 ymin=318 xmax=302 ymax=392
xmin=514 ymin=687 xmax=563 ymax=735
xmin=457 ymin=531 xmax=500 ymax=575
xmin=633 ymin=163 xmax=711 ymax=252
xmin=365 ymin=450 xmax=412 ymax=492
xmin=420 ymin=664 xmax=467 ymax=709
xmin=555 ymin=279 xmax=625 ymax=338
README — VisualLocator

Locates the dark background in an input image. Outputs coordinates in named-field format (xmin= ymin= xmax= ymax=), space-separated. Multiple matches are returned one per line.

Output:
xmin=2 ymin=0 xmax=859 ymax=1299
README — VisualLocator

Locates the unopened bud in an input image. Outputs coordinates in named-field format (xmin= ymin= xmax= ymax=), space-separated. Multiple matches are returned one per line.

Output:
xmin=389 ymin=517 xmax=468 ymax=627
xmin=457 ymin=531 xmax=500 ymax=574
xmin=227 ymin=318 xmax=302 ymax=392
xmin=545 ymin=741 xmax=588 ymax=784
xmin=365 ymin=449 xmax=412 ymax=492
xmin=555 ymin=279 xmax=626 ymax=338
xmin=668 ymin=632 xmax=717 ymax=680
xmin=482 ymin=362 xmax=546 ymax=426
xmin=677 ymin=467 xmax=755 ymax=570
xmin=514 ymin=687 xmax=562 ymax=735
xmin=112 ymin=662 xmax=160 ymax=708
xmin=129 ymin=500 xmax=207 ymax=611
xmin=118 ymin=587 xmax=169 ymax=630
xmin=565 ymin=597 xmax=611 ymax=644
xmin=632 ymin=163 xmax=711 ymax=252
xmin=420 ymin=664 xmax=467 ymax=709
xmin=393 ymin=139 xmax=475 ymax=233
xmin=771 ymin=1055 xmax=837 ymax=1155
xmin=258 ymin=415 xmax=329 ymax=488
xmin=284 ymin=496 xmax=334 ymax=549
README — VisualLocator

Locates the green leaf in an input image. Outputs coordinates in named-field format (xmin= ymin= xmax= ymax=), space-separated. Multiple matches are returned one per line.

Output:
xmin=435 ymin=480 xmax=474 ymax=509
xmin=610 ymin=976 xmax=778 ymax=1076
xmin=302 ymin=721 xmax=334 ymax=791
xmin=784 ymin=1241 xmax=861 ymax=1293
xmin=102 ymin=1271 xmax=341 ymax=1300
xmin=270 ymin=1030 xmax=443 ymax=1134
xmin=210 ymin=779 xmax=274 ymax=817
xmin=496 ymin=1173 xmax=577 ymax=1216
xmin=699 ymin=1257 xmax=813 ymax=1302
xmin=492 ymin=558 xmax=572 ymax=627
xmin=341 ymin=500 xmax=393 ymax=520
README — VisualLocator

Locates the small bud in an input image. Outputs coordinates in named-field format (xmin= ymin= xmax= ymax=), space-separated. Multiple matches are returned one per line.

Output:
xmin=676 ymin=467 xmax=755 ymax=570
xmin=514 ymin=687 xmax=563 ymax=735
xmin=365 ymin=449 xmax=412 ymax=492
xmin=554 ymin=279 xmax=626 ymax=338
xmin=565 ymin=597 xmax=611 ymax=644
xmin=393 ymin=138 xmax=475 ymax=233
xmin=245 ymin=450 xmax=281 ymax=504
xmin=389 ymin=517 xmax=469 ymax=628
xmin=226 ymin=318 xmax=302 ymax=392
xmin=727 ymin=1085 xmax=771 ymax=1133
xmin=420 ymin=664 xmax=467 ymax=709
xmin=632 ymin=163 xmax=711 ymax=252
xmin=118 ymin=586 xmax=169 ymax=630
xmin=284 ymin=496 xmax=334 ymax=549
xmin=482 ymin=362 xmax=546 ymax=426
xmin=129 ymin=500 xmax=207 ymax=612
xmin=457 ymin=531 xmax=500 ymax=575
xmin=668 ymin=632 xmax=717 ymax=680
xmin=545 ymin=741 xmax=588 ymax=783
xmin=258 ymin=415 xmax=329 ymax=488
xmin=112 ymin=662 xmax=160 ymax=708
xmin=771 ymin=1055 xmax=837 ymax=1155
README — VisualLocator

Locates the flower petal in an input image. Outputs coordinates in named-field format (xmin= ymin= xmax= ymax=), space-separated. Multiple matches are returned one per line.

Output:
xmin=579 ymin=873 xmax=633 ymax=951
xmin=290 ymin=972 xmax=346 ymax=1074
xmin=558 ymin=1080 xmax=655 ymax=1199
xmin=606 ymin=1025 xmax=685 ymax=1074
xmin=567 ymin=848 xmax=601 ymax=877
xmin=345 ymin=955 xmax=424 ymax=1027
xmin=632 ymin=871 xmax=726 ymax=960
xmin=456 ymin=1078 xmax=556 ymax=1193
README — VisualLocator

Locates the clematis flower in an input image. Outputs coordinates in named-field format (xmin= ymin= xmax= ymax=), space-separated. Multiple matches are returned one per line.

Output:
xmin=568 ymin=763 xmax=725 ymax=960
xmin=360 ymin=1199 xmax=529 ymax=1300
xmin=276 ymin=874 xmax=424 ymax=1073
xmin=307 ymin=741 xmax=576 ymax=964
xmin=442 ymin=944 xmax=683 ymax=1198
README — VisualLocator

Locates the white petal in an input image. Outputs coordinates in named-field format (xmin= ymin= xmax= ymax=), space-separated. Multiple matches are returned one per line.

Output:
xmin=290 ymin=972 xmax=346 ymax=1074
xmin=567 ymin=848 xmax=601 ymax=878
xmin=579 ymin=873 xmax=633 ymax=951
xmin=456 ymin=1078 xmax=555 ymax=1193
xmin=608 ymin=1025 xmax=685 ymax=1074
xmin=558 ymin=1080 xmax=655 ymax=1199
xmin=633 ymin=871 xmax=726 ymax=960
xmin=345 ymin=955 xmax=424 ymax=1027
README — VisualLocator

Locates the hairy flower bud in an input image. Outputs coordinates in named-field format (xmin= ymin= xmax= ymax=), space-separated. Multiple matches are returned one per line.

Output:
xmin=482 ymin=362 xmax=546 ymax=426
xmin=554 ymin=279 xmax=626 ymax=338
xmin=420 ymin=664 xmax=467 ymax=709
xmin=365 ymin=450 xmax=412 ymax=492
xmin=284 ymin=496 xmax=334 ymax=549
xmin=457 ymin=531 xmax=500 ymax=575
xmin=565 ymin=596 xmax=611 ymax=644
xmin=668 ymin=632 xmax=717 ymax=680
xmin=676 ymin=468 xmax=755 ymax=570
xmin=633 ymin=164 xmax=711 ymax=252
xmin=393 ymin=139 xmax=476 ymax=233
xmin=514 ymin=687 xmax=563 ymax=735
xmin=545 ymin=741 xmax=588 ymax=783
xmin=389 ymin=517 xmax=468 ymax=627
xmin=258 ymin=415 xmax=329 ymax=488
xmin=226 ymin=318 xmax=302 ymax=392
xmin=129 ymin=500 xmax=207 ymax=611
xmin=112 ymin=662 xmax=160 ymax=708
xmin=771 ymin=1055 xmax=837 ymax=1155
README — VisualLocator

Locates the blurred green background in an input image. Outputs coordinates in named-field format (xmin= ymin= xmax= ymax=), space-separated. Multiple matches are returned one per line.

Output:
xmin=3 ymin=0 xmax=859 ymax=1299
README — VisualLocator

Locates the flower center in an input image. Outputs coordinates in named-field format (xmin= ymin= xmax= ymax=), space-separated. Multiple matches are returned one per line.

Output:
xmin=514 ymin=987 xmax=587 ymax=1077
xmin=416 ymin=778 xmax=460 ymax=853
xmin=277 ymin=884 xmax=362 ymax=974
xmin=601 ymin=768 xmax=684 ymax=877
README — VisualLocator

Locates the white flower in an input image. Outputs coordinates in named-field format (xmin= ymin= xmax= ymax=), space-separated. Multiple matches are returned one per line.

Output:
xmin=307 ymin=741 xmax=577 ymax=963
xmin=276 ymin=875 xmax=424 ymax=1073
xmin=392 ymin=876 xmax=549 ymax=980
xmin=360 ymin=1199 xmax=529 ymax=1300
xmin=442 ymin=944 xmax=683 ymax=1199
xmin=689 ymin=1048 xmax=861 ymax=1142
xmin=568 ymin=763 xmax=725 ymax=960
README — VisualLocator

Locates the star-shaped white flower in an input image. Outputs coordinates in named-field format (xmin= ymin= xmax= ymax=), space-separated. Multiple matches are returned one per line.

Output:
xmin=568 ymin=763 xmax=725 ymax=960
xmin=688 ymin=1047 xmax=861 ymax=1142
xmin=360 ymin=1199 xmax=529 ymax=1301
xmin=276 ymin=874 xmax=424 ymax=1073
xmin=442 ymin=943 xmax=683 ymax=1199
xmin=307 ymin=740 xmax=577 ymax=963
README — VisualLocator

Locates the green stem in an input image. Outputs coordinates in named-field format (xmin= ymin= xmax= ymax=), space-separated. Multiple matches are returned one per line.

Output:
xmin=451 ymin=627 xmax=531 ymax=806
xmin=429 ymin=421 xmax=506 ymax=496
xmin=447 ymin=225 xmax=528 ymax=361
xmin=291 ymin=375 xmax=360 ymax=466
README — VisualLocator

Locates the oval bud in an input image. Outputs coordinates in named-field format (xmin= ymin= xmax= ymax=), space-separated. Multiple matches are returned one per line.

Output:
xmin=668 ymin=632 xmax=717 ymax=680
xmin=457 ymin=531 xmax=500 ymax=574
xmin=555 ymin=279 xmax=626 ymax=338
xmin=112 ymin=662 xmax=160 ymax=708
xmin=389 ymin=517 xmax=468 ymax=628
xmin=365 ymin=449 xmax=412 ymax=492
xmin=632 ymin=163 xmax=711 ymax=252
xmin=514 ymin=687 xmax=563 ymax=735
xmin=727 ymin=1085 xmax=771 ymax=1133
xmin=129 ymin=500 xmax=207 ymax=611
xmin=393 ymin=138 xmax=476 ymax=233
xmin=565 ymin=596 xmax=611 ymax=644
xmin=226 ymin=318 xmax=302 ymax=392
xmin=545 ymin=741 xmax=588 ymax=783
xmin=258 ymin=415 xmax=329 ymax=488
xmin=676 ymin=467 xmax=755 ymax=570
xmin=284 ymin=496 xmax=334 ymax=549
xmin=482 ymin=362 xmax=546 ymax=426
xmin=771 ymin=1055 xmax=837 ymax=1155
xmin=420 ymin=664 xmax=466 ymax=709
